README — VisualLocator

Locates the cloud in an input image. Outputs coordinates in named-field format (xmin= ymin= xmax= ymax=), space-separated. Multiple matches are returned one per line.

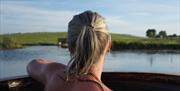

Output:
xmin=132 ymin=12 xmax=151 ymax=16
xmin=105 ymin=13 xmax=179 ymax=36
xmin=0 ymin=2 xmax=78 ymax=33
xmin=0 ymin=0 xmax=179 ymax=36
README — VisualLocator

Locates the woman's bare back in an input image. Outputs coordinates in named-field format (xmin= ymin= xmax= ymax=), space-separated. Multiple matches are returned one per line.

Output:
xmin=27 ymin=59 xmax=111 ymax=91
xmin=45 ymin=63 xmax=113 ymax=91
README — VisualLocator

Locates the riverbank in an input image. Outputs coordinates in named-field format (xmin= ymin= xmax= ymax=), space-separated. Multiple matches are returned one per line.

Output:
xmin=0 ymin=32 xmax=180 ymax=50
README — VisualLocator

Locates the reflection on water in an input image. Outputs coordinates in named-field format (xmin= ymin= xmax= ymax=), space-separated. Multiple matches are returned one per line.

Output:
xmin=0 ymin=46 xmax=180 ymax=79
xmin=105 ymin=51 xmax=180 ymax=75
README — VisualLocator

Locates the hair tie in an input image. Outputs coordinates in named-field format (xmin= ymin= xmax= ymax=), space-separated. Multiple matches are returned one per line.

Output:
xmin=84 ymin=25 xmax=94 ymax=31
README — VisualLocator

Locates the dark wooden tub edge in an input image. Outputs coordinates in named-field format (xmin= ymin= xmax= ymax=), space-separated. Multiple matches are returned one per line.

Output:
xmin=0 ymin=72 xmax=180 ymax=91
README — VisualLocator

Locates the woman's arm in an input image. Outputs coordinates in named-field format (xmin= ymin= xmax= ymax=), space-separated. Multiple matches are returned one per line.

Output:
xmin=26 ymin=59 xmax=66 ymax=84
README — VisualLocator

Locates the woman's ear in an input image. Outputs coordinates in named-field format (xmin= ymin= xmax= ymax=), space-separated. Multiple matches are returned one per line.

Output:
xmin=108 ymin=40 xmax=112 ymax=49
xmin=106 ymin=40 xmax=112 ymax=53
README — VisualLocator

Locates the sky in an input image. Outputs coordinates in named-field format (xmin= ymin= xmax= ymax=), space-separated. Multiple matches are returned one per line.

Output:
xmin=0 ymin=0 xmax=180 ymax=36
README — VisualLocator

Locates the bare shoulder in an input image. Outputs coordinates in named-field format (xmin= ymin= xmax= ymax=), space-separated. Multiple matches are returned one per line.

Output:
xmin=46 ymin=61 xmax=66 ymax=70
xmin=41 ymin=60 xmax=66 ymax=76
xmin=29 ymin=59 xmax=66 ymax=72
xmin=27 ymin=59 xmax=67 ymax=84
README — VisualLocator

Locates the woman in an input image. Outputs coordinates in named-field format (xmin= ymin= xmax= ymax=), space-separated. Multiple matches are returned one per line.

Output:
xmin=27 ymin=11 xmax=112 ymax=91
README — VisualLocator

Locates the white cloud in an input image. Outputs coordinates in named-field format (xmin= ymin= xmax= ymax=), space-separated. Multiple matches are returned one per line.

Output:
xmin=0 ymin=1 xmax=179 ymax=36
xmin=0 ymin=2 xmax=78 ymax=33
xmin=104 ymin=14 xmax=179 ymax=36
xmin=132 ymin=12 xmax=151 ymax=16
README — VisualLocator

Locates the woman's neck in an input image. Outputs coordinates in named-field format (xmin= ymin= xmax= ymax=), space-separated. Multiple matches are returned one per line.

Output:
xmin=89 ymin=55 xmax=105 ymax=81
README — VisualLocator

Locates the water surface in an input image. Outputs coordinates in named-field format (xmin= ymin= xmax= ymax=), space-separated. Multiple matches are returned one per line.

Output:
xmin=0 ymin=46 xmax=180 ymax=79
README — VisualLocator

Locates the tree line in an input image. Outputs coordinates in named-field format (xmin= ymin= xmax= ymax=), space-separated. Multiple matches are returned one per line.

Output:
xmin=146 ymin=29 xmax=179 ymax=38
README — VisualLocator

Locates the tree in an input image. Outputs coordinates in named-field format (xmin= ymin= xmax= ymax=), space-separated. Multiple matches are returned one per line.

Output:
xmin=146 ymin=29 xmax=156 ymax=38
xmin=158 ymin=30 xmax=167 ymax=38
xmin=172 ymin=34 xmax=177 ymax=37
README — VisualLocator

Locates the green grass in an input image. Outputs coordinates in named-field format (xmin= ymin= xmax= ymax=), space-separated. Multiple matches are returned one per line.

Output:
xmin=0 ymin=32 xmax=67 ymax=45
xmin=0 ymin=32 xmax=180 ymax=49
xmin=111 ymin=33 xmax=180 ymax=45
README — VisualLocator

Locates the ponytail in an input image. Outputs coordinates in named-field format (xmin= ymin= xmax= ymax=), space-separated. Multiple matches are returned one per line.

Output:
xmin=66 ymin=11 xmax=110 ymax=81
xmin=66 ymin=25 xmax=100 ymax=80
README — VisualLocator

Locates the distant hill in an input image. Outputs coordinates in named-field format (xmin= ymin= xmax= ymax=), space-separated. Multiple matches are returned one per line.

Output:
xmin=0 ymin=32 xmax=180 ymax=50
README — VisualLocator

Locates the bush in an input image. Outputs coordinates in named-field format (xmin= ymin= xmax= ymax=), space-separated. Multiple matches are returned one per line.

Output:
xmin=2 ymin=37 xmax=23 ymax=49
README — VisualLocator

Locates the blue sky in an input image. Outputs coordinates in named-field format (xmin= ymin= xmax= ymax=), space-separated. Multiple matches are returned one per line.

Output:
xmin=0 ymin=0 xmax=179 ymax=36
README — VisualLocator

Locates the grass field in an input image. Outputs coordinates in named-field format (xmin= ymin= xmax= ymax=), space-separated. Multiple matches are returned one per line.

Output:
xmin=0 ymin=32 xmax=67 ymax=45
xmin=112 ymin=34 xmax=180 ymax=44
xmin=0 ymin=32 xmax=180 ymax=49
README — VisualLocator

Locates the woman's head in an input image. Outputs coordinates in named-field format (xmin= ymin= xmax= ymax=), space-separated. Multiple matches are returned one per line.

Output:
xmin=66 ymin=11 xmax=111 ymax=80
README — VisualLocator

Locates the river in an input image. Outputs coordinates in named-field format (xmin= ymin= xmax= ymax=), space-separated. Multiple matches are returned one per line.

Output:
xmin=0 ymin=46 xmax=180 ymax=79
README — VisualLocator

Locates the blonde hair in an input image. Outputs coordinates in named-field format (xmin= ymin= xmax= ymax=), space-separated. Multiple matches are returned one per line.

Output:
xmin=66 ymin=11 xmax=110 ymax=80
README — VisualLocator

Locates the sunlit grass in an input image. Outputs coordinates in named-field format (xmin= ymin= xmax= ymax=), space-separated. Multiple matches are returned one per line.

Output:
xmin=111 ymin=33 xmax=180 ymax=45
xmin=0 ymin=32 xmax=179 ymax=48
xmin=0 ymin=32 xmax=67 ymax=45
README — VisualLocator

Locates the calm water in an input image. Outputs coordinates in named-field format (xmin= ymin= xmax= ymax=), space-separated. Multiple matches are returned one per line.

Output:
xmin=0 ymin=46 xmax=180 ymax=79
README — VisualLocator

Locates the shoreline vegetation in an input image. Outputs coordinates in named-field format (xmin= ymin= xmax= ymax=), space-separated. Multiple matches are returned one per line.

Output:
xmin=0 ymin=32 xmax=180 ymax=50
